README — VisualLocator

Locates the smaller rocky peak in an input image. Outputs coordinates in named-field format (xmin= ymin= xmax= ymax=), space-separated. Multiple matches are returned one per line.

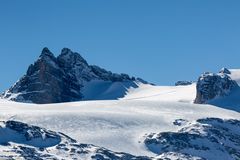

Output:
xmin=219 ymin=67 xmax=231 ymax=74
xmin=38 ymin=47 xmax=58 ymax=68
xmin=194 ymin=71 xmax=238 ymax=104
xmin=39 ymin=47 xmax=55 ymax=59
xmin=60 ymin=48 xmax=72 ymax=56
xmin=35 ymin=47 xmax=59 ymax=71
xmin=58 ymin=48 xmax=88 ymax=67
xmin=59 ymin=48 xmax=87 ymax=63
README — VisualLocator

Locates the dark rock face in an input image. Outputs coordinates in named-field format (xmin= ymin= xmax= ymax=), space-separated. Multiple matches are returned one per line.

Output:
xmin=3 ymin=48 xmax=82 ymax=103
xmin=2 ymin=47 xmax=138 ymax=104
xmin=194 ymin=72 xmax=239 ymax=104
xmin=90 ymin=65 xmax=133 ymax=82
xmin=144 ymin=118 xmax=240 ymax=160
xmin=175 ymin=81 xmax=193 ymax=86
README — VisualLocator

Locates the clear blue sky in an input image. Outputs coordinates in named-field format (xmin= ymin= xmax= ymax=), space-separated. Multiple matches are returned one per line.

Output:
xmin=1 ymin=0 xmax=240 ymax=92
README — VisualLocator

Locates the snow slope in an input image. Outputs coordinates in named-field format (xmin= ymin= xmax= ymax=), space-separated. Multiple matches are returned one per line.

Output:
xmin=122 ymin=83 xmax=196 ymax=102
xmin=0 ymin=98 xmax=239 ymax=158
xmin=81 ymin=80 xmax=139 ymax=100
xmin=229 ymin=69 xmax=240 ymax=84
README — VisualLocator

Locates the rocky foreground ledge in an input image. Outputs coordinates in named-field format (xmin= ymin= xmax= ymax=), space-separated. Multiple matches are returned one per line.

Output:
xmin=0 ymin=118 xmax=239 ymax=160
xmin=144 ymin=118 xmax=240 ymax=160
xmin=0 ymin=120 xmax=150 ymax=160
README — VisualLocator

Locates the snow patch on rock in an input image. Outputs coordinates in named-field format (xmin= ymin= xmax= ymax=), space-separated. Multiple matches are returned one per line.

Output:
xmin=144 ymin=118 xmax=240 ymax=160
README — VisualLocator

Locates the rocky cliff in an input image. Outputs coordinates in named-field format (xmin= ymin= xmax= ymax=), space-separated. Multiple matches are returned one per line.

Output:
xmin=194 ymin=69 xmax=239 ymax=104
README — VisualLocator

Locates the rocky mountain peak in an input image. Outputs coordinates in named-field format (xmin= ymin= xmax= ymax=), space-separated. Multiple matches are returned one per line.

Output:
xmin=40 ymin=47 xmax=55 ymax=59
xmin=2 ymin=47 xmax=143 ymax=104
xmin=58 ymin=48 xmax=89 ymax=68
xmin=36 ymin=47 xmax=59 ymax=73
xmin=61 ymin=47 xmax=72 ymax=54
xmin=59 ymin=48 xmax=75 ymax=60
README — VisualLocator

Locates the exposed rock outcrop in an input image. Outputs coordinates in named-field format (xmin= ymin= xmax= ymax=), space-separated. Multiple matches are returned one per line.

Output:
xmin=194 ymin=71 xmax=238 ymax=104
xmin=175 ymin=81 xmax=193 ymax=86
xmin=0 ymin=120 xmax=150 ymax=160
xmin=144 ymin=118 xmax=240 ymax=160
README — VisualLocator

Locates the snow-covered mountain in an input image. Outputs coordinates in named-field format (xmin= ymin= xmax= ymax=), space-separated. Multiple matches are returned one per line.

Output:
xmin=2 ymin=48 xmax=147 ymax=104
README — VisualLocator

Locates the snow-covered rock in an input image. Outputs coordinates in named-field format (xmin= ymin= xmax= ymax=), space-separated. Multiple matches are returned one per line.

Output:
xmin=2 ymin=117 xmax=240 ymax=159
xmin=0 ymin=120 xmax=61 ymax=148
xmin=144 ymin=118 xmax=240 ymax=160
xmin=219 ymin=67 xmax=231 ymax=74
xmin=194 ymin=72 xmax=239 ymax=104
xmin=0 ymin=120 xmax=150 ymax=160
xmin=175 ymin=81 xmax=193 ymax=86
xmin=2 ymin=47 xmax=145 ymax=104
xmin=154 ymin=152 xmax=204 ymax=160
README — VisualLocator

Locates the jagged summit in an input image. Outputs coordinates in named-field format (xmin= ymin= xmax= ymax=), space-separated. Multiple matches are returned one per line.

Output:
xmin=40 ymin=47 xmax=55 ymax=58
xmin=59 ymin=48 xmax=88 ymax=64
xmin=2 ymin=47 xmax=145 ymax=104
xmin=61 ymin=47 xmax=72 ymax=54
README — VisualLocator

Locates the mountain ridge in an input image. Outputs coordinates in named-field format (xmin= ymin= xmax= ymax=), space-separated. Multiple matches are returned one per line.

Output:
xmin=2 ymin=47 xmax=146 ymax=104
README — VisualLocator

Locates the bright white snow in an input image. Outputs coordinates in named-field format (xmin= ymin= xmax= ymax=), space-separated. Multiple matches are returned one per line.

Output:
xmin=229 ymin=69 xmax=240 ymax=84
xmin=0 ymin=98 xmax=239 ymax=157
xmin=122 ymin=83 xmax=196 ymax=102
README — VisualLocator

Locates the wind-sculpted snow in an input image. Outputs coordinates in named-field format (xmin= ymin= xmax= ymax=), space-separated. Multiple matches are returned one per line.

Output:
xmin=144 ymin=118 xmax=240 ymax=160
xmin=0 ymin=120 xmax=150 ymax=160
